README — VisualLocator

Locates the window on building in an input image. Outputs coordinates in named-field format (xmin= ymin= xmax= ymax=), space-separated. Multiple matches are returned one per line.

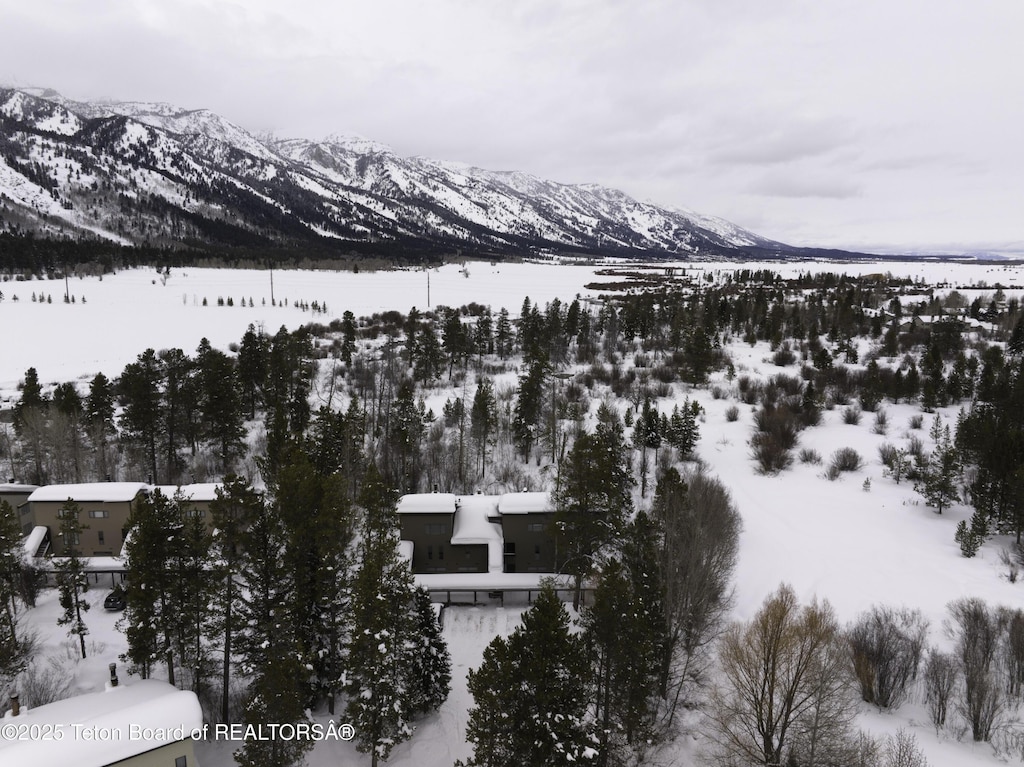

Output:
xmin=98 ymin=531 xmax=105 ymax=545
xmin=57 ymin=508 xmax=78 ymax=519
xmin=527 ymin=522 xmax=545 ymax=532
xmin=88 ymin=510 xmax=109 ymax=518
xmin=438 ymin=545 xmax=445 ymax=561
xmin=175 ymin=757 xmax=188 ymax=767
xmin=185 ymin=510 xmax=205 ymax=518
xmin=425 ymin=523 xmax=447 ymax=535
xmin=427 ymin=545 xmax=433 ymax=561
xmin=534 ymin=544 xmax=541 ymax=561
xmin=61 ymin=532 xmax=80 ymax=546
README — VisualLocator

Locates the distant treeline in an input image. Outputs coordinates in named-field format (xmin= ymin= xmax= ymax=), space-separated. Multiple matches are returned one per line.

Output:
xmin=0 ymin=232 xmax=505 ymax=276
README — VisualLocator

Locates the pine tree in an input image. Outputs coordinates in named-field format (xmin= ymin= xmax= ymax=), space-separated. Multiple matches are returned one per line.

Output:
xmin=344 ymin=467 xmax=417 ymax=767
xmin=233 ymin=482 xmax=312 ymax=767
xmin=237 ymin=323 xmax=268 ymax=420
xmin=120 ymin=490 xmax=181 ymax=682
xmin=554 ymin=404 xmax=633 ymax=609
xmin=407 ymin=586 xmax=451 ymax=715
xmin=55 ymin=500 xmax=89 ymax=659
xmin=208 ymin=475 xmax=261 ymax=724
xmin=470 ymin=377 xmax=497 ymax=478
xmin=119 ymin=349 xmax=163 ymax=482
xmin=0 ymin=501 xmax=32 ymax=688
xmin=196 ymin=340 xmax=245 ymax=473
xmin=915 ymin=416 xmax=961 ymax=514
xmin=463 ymin=583 xmax=596 ymax=767
xmin=495 ymin=307 xmax=513 ymax=359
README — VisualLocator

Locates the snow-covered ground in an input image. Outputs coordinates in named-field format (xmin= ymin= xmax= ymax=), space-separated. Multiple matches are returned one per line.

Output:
xmin=6 ymin=257 xmax=1024 ymax=767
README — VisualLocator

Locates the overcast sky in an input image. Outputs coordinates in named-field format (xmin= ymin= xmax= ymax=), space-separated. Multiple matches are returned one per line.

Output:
xmin=1 ymin=0 xmax=1021 ymax=254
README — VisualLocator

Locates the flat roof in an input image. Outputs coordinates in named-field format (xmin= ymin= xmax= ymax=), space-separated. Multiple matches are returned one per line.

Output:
xmin=154 ymin=483 xmax=222 ymax=502
xmin=0 ymin=678 xmax=202 ymax=767
xmin=497 ymin=491 xmax=553 ymax=515
xmin=397 ymin=493 xmax=457 ymax=514
xmin=27 ymin=482 xmax=150 ymax=504
xmin=0 ymin=483 xmax=39 ymax=494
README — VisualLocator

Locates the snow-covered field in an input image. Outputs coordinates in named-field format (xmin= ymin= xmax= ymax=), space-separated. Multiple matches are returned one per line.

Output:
xmin=6 ymin=257 xmax=1024 ymax=767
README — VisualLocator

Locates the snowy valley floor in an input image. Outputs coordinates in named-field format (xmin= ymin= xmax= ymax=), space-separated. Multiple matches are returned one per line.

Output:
xmin=8 ymin=260 xmax=1024 ymax=766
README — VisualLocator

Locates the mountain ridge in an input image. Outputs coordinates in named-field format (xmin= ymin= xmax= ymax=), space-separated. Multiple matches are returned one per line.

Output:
xmin=0 ymin=86 xmax=831 ymax=261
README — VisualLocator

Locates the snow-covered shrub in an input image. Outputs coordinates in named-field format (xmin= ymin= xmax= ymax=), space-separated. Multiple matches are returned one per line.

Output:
xmin=909 ymin=414 xmax=924 ymax=430
xmin=725 ymin=405 xmax=740 ymax=422
xmin=878 ymin=442 xmax=898 ymax=468
xmin=843 ymin=405 xmax=862 ymax=425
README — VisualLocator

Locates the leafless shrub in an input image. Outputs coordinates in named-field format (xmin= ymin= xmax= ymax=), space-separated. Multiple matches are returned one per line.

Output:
xmin=750 ymin=432 xmax=793 ymax=475
xmin=923 ymin=649 xmax=958 ymax=733
xmin=725 ymin=405 xmax=740 ymax=422
xmin=873 ymin=409 xmax=889 ymax=435
xmin=878 ymin=443 xmax=898 ymax=468
xmin=16 ymin=655 xmax=74 ymax=709
xmin=829 ymin=447 xmax=863 ymax=476
xmin=847 ymin=606 xmax=929 ymax=709
xmin=799 ymin=448 xmax=822 ymax=465
xmin=843 ymin=405 xmax=863 ymax=425
xmin=948 ymin=597 xmax=1006 ymax=742
xmin=883 ymin=728 xmax=930 ymax=767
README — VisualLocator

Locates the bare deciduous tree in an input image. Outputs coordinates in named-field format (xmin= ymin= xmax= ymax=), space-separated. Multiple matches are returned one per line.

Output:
xmin=654 ymin=468 xmax=740 ymax=728
xmin=707 ymin=584 xmax=855 ymax=767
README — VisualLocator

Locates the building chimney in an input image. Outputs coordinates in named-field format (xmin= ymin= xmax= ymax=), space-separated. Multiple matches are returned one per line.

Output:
xmin=10 ymin=692 xmax=19 ymax=717
xmin=109 ymin=663 xmax=119 ymax=688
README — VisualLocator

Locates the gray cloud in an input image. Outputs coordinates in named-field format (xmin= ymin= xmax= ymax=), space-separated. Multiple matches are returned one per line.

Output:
xmin=0 ymin=0 xmax=1021 ymax=252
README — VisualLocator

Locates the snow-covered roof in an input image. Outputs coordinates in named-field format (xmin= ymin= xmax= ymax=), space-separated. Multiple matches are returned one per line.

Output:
xmin=497 ymin=491 xmax=553 ymax=515
xmin=27 ymin=482 xmax=149 ymax=504
xmin=0 ymin=483 xmax=38 ymax=494
xmin=0 ymin=678 xmax=203 ymax=767
xmin=450 ymin=499 xmax=503 ymax=546
xmin=397 ymin=493 xmax=457 ymax=514
xmin=22 ymin=526 xmax=46 ymax=559
xmin=414 ymin=572 xmax=570 ymax=591
xmin=154 ymin=483 xmax=221 ymax=502
xmin=456 ymin=494 xmax=499 ymax=517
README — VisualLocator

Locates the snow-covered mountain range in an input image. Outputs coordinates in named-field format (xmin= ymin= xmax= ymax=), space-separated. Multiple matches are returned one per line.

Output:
xmin=0 ymin=86 xmax=798 ymax=259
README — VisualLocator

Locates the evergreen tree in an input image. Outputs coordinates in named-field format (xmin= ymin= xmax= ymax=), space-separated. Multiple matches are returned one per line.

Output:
xmin=463 ymin=583 xmax=596 ymax=767
xmin=553 ymin=404 xmax=633 ymax=609
xmin=195 ymin=340 xmax=245 ymax=472
xmin=208 ymin=475 xmax=261 ymax=724
xmin=513 ymin=358 xmax=547 ymax=461
xmin=120 ymin=490 xmax=181 ymax=682
xmin=55 ymin=500 xmax=89 ymax=659
xmin=415 ymin=321 xmax=444 ymax=385
xmin=583 ymin=522 xmax=666 ymax=765
xmin=407 ymin=586 xmax=451 ymax=715
xmin=345 ymin=467 xmax=417 ymax=767
xmin=237 ymin=323 xmax=268 ymax=420
xmin=470 ymin=377 xmax=498 ymax=478
xmin=495 ymin=307 xmax=513 ymax=359
xmin=340 ymin=310 xmax=358 ymax=364
xmin=0 ymin=500 xmax=32 ymax=688
xmin=915 ymin=415 xmax=961 ymax=515
xmin=118 ymin=349 xmax=163 ymax=483
xmin=234 ymin=481 xmax=312 ymax=767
